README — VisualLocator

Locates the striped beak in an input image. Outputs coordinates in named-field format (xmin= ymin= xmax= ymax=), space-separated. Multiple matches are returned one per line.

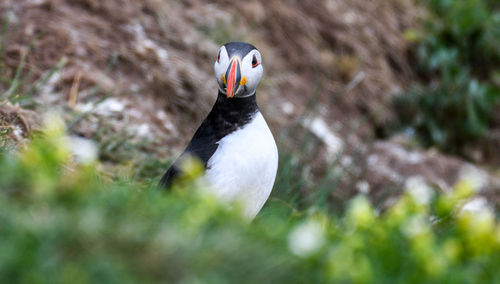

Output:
xmin=224 ymin=58 xmax=241 ymax=98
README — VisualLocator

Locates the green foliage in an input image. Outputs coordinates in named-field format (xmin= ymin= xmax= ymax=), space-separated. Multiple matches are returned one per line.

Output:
xmin=420 ymin=0 xmax=500 ymax=74
xmin=397 ymin=0 xmax=500 ymax=152
xmin=1 ymin=117 xmax=500 ymax=283
xmin=397 ymin=72 xmax=498 ymax=151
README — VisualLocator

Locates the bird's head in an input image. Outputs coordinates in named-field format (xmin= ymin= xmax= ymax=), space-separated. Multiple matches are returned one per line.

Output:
xmin=214 ymin=42 xmax=263 ymax=98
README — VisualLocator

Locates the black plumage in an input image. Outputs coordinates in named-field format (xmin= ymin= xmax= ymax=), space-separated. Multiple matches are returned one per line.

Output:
xmin=224 ymin=42 xmax=257 ymax=59
xmin=159 ymin=91 xmax=258 ymax=188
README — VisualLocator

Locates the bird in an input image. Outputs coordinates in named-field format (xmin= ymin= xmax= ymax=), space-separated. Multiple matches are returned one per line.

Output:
xmin=160 ymin=42 xmax=278 ymax=219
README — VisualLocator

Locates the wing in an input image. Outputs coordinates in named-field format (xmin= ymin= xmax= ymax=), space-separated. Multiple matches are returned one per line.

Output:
xmin=159 ymin=92 xmax=257 ymax=189
xmin=159 ymin=120 xmax=219 ymax=189
xmin=159 ymin=163 xmax=180 ymax=188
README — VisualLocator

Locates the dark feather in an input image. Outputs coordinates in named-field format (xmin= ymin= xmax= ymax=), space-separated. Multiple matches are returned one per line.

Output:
xmin=159 ymin=91 xmax=258 ymax=188
xmin=224 ymin=42 xmax=257 ymax=59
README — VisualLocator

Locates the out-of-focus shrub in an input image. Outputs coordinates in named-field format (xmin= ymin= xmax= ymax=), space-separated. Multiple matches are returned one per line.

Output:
xmin=1 ymin=116 xmax=500 ymax=283
xmin=396 ymin=72 xmax=498 ymax=152
xmin=396 ymin=0 xmax=500 ymax=153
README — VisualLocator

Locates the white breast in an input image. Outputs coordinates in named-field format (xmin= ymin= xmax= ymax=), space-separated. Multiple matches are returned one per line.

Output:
xmin=204 ymin=112 xmax=279 ymax=219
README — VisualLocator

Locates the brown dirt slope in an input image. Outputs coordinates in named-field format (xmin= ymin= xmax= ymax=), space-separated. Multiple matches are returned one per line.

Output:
xmin=1 ymin=0 xmax=416 ymax=142
xmin=3 ymin=0 xmax=497 ymax=205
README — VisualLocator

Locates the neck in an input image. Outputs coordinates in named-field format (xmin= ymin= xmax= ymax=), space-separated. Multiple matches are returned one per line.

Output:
xmin=204 ymin=91 xmax=259 ymax=136
xmin=213 ymin=90 xmax=258 ymax=117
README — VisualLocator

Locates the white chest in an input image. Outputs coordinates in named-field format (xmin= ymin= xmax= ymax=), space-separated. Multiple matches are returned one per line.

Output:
xmin=204 ymin=112 xmax=279 ymax=218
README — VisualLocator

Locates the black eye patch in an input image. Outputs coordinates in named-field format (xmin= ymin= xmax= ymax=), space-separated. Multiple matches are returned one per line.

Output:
xmin=252 ymin=54 xmax=259 ymax=68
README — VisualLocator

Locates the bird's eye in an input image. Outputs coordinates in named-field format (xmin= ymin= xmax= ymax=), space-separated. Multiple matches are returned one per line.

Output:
xmin=217 ymin=50 xmax=221 ymax=63
xmin=252 ymin=54 xmax=259 ymax=68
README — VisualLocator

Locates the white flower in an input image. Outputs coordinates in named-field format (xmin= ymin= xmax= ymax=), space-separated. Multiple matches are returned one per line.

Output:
xmin=461 ymin=197 xmax=489 ymax=214
xmin=459 ymin=197 xmax=495 ymax=235
xmin=405 ymin=176 xmax=434 ymax=205
xmin=288 ymin=220 xmax=326 ymax=257
xmin=67 ymin=136 xmax=98 ymax=164
xmin=402 ymin=215 xmax=430 ymax=237
xmin=459 ymin=165 xmax=488 ymax=193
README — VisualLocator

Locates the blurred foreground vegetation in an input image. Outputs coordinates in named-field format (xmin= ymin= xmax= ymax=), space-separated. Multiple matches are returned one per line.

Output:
xmin=1 ymin=117 xmax=500 ymax=283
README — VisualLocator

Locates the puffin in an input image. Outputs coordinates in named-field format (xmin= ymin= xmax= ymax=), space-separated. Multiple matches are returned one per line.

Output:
xmin=160 ymin=42 xmax=278 ymax=219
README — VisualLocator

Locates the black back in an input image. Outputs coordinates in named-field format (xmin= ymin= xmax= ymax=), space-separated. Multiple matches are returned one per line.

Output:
xmin=159 ymin=91 xmax=259 ymax=188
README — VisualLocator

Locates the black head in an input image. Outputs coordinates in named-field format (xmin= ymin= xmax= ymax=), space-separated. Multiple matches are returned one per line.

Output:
xmin=214 ymin=42 xmax=263 ymax=98
xmin=224 ymin=42 xmax=257 ymax=59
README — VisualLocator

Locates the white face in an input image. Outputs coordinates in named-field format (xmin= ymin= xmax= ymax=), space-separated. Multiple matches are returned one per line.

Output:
xmin=214 ymin=46 xmax=264 ymax=98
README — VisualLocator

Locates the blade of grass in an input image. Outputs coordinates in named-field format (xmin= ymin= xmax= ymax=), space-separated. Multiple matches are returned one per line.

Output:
xmin=25 ymin=57 xmax=68 ymax=97
xmin=0 ymin=17 xmax=9 ymax=78
xmin=311 ymin=154 xmax=342 ymax=210
xmin=2 ymin=46 xmax=30 ymax=99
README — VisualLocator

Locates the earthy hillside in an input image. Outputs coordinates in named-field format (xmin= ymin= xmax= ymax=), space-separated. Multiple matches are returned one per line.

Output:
xmin=1 ymin=0 xmax=499 ymax=209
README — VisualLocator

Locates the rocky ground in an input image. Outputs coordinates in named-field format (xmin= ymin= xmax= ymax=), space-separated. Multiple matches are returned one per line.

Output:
xmin=1 ymin=0 xmax=498 ymax=209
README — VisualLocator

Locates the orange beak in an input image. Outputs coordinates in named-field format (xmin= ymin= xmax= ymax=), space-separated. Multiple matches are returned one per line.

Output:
xmin=225 ymin=58 xmax=241 ymax=98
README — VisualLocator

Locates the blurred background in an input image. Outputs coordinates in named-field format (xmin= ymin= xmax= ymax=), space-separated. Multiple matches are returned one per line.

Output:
xmin=1 ymin=0 xmax=500 ymax=282
xmin=2 ymin=0 xmax=498 ymax=210
xmin=0 ymin=0 xmax=500 ymax=283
